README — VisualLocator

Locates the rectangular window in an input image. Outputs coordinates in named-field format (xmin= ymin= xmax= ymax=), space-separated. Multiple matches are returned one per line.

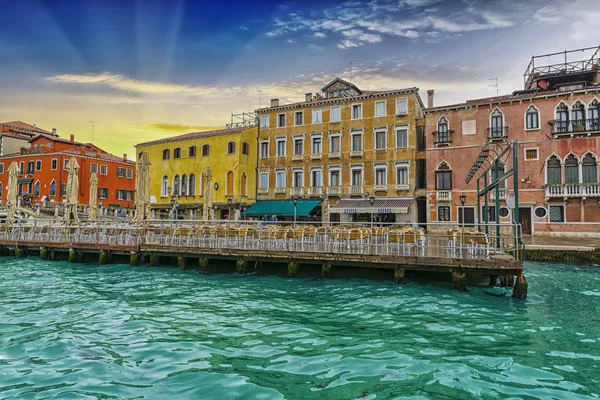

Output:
xmin=293 ymin=170 xmax=303 ymax=187
xmin=396 ymin=127 xmax=408 ymax=148
xmin=276 ymin=170 xmax=286 ymax=188
xmin=60 ymin=184 xmax=67 ymax=196
xmin=375 ymin=101 xmax=386 ymax=117
xmin=435 ymin=171 xmax=452 ymax=190
xmin=260 ymin=141 xmax=269 ymax=158
xmin=100 ymin=165 xmax=108 ymax=175
xmin=174 ymin=148 xmax=181 ymax=159
xmin=330 ymin=106 xmax=341 ymax=122
xmin=242 ymin=143 xmax=250 ymax=155
xmin=351 ymin=132 xmax=362 ymax=151
xmin=260 ymin=115 xmax=270 ymax=128
xmin=259 ymin=172 xmax=268 ymax=189
xmin=36 ymin=160 xmax=42 ymax=171
xmin=351 ymin=169 xmax=363 ymax=186
xmin=330 ymin=135 xmax=340 ymax=153
xmin=98 ymin=188 xmax=108 ymax=199
xmin=311 ymin=169 xmax=322 ymax=187
xmin=525 ymin=148 xmax=539 ymax=161
xmin=483 ymin=206 xmax=496 ymax=222
xmin=330 ymin=169 xmax=340 ymax=186
xmin=312 ymin=109 xmax=322 ymax=124
xmin=375 ymin=167 xmax=387 ymax=185
xmin=352 ymin=104 xmax=362 ymax=120
xmin=312 ymin=137 xmax=322 ymax=154
xmin=126 ymin=169 xmax=133 ymax=178
xmin=437 ymin=206 xmax=450 ymax=222
xmin=375 ymin=130 xmax=386 ymax=150
xmin=91 ymin=163 xmax=98 ymax=174
xmin=549 ymin=205 xmax=565 ymax=222
xmin=51 ymin=159 xmax=58 ymax=170
xmin=294 ymin=138 xmax=304 ymax=155
xmin=276 ymin=139 xmax=286 ymax=157
xmin=295 ymin=111 xmax=303 ymax=126
xmin=0 ymin=164 xmax=4 ymax=174
xmin=162 ymin=149 xmax=170 ymax=160
xmin=117 ymin=168 xmax=126 ymax=178
xmin=277 ymin=114 xmax=286 ymax=128
xmin=64 ymin=159 xmax=69 ymax=168
xmin=396 ymin=165 xmax=408 ymax=186
xmin=396 ymin=98 xmax=408 ymax=115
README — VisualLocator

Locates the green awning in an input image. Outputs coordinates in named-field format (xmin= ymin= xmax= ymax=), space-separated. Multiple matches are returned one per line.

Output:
xmin=243 ymin=200 xmax=321 ymax=217
xmin=17 ymin=179 xmax=33 ymax=184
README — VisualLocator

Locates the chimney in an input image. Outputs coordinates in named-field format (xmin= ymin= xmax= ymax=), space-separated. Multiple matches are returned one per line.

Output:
xmin=123 ymin=153 xmax=127 ymax=161
xmin=427 ymin=90 xmax=434 ymax=108
xmin=270 ymin=98 xmax=279 ymax=107
xmin=305 ymin=93 xmax=312 ymax=102
xmin=52 ymin=128 xmax=57 ymax=136
xmin=70 ymin=134 xmax=75 ymax=142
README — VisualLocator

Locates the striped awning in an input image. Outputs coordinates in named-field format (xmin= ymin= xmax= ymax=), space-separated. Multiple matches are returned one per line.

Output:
xmin=330 ymin=198 xmax=413 ymax=214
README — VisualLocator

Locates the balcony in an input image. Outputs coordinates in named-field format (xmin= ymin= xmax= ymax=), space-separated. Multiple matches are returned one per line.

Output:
xmin=490 ymin=188 xmax=507 ymax=201
xmin=373 ymin=184 xmax=388 ymax=192
xmin=487 ymin=126 xmax=509 ymax=139
xmin=257 ymin=188 xmax=270 ymax=199
xmin=307 ymin=187 xmax=323 ymax=197
xmin=274 ymin=187 xmax=286 ymax=194
xmin=436 ymin=190 xmax=452 ymax=202
xmin=546 ymin=183 xmax=600 ymax=198
xmin=549 ymin=119 xmax=600 ymax=137
xmin=432 ymin=130 xmax=453 ymax=146
xmin=326 ymin=186 xmax=343 ymax=196
xmin=350 ymin=150 xmax=363 ymax=157
xmin=328 ymin=152 xmax=341 ymax=159
xmin=310 ymin=154 xmax=323 ymax=160
xmin=292 ymin=154 xmax=304 ymax=161
xmin=20 ymin=147 xmax=44 ymax=155
xmin=290 ymin=187 xmax=304 ymax=197
xmin=348 ymin=186 xmax=364 ymax=196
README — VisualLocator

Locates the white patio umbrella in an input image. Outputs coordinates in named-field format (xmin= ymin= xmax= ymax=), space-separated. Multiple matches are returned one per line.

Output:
xmin=132 ymin=152 xmax=150 ymax=222
xmin=64 ymin=157 xmax=80 ymax=224
xmin=202 ymin=166 xmax=213 ymax=220
xmin=6 ymin=162 xmax=18 ymax=224
xmin=88 ymin=172 xmax=98 ymax=220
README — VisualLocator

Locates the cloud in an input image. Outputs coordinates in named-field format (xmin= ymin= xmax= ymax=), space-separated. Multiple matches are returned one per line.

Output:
xmin=313 ymin=32 xmax=327 ymax=38
xmin=338 ymin=40 xmax=361 ymax=49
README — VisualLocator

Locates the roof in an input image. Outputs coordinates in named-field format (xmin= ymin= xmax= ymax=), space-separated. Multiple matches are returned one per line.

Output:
xmin=321 ymin=77 xmax=361 ymax=93
xmin=62 ymin=148 xmax=135 ymax=165
xmin=0 ymin=121 xmax=52 ymax=135
xmin=136 ymin=126 xmax=250 ymax=147
xmin=29 ymin=133 xmax=86 ymax=146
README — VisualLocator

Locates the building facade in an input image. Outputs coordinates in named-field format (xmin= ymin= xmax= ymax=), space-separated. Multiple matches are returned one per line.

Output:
xmin=136 ymin=126 xmax=258 ymax=220
xmin=424 ymin=47 xmax=600 ymax=237
xmin=0 ymin=120 xmax=58 ymax=156
xmin=254 ymin=77 xmax=425 ymax=224
xmin=0 ymin=133 xmax=136 ymax=211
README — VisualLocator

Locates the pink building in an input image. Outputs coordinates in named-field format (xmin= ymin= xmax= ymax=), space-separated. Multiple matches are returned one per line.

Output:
xmin=424 ymin=46 xmax=600 ymax=238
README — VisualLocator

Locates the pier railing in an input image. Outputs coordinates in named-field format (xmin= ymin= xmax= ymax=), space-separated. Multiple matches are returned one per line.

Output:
xmin=0 ymin=219 xmax=523 ymax=261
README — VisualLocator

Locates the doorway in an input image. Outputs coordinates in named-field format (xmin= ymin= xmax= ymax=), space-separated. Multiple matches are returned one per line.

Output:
xmin=518 ymin=207 xmax=532 ymax=235
xmin=458 ymin=206 xmax=475 ymax=227
xmin=416 ymin=197 xmax=427 ymax=229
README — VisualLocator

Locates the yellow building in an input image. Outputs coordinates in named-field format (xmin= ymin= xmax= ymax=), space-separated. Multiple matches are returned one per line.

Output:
xmin=136 ymin=126 xmax=258 ymax=220
xmin=253 ymin=77 xmax=425 ymax=224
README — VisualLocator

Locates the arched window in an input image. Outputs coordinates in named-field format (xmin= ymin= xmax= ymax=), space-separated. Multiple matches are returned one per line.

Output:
xmin=181 ymin=175 xmax=188 ymax=196
xmin=189 ymin=174 xmax=196 ymax=196
xmin=555 ymin=103 xmax=569 ymax=133
xmin=162 ymin=149 xmax=170 ymax=160
xmin=546 ymin=155 xmax=561 ymax=185
xmin=226 ymin=171 xmax=234 ymax=196
xmin=435 ymin=162 xmax=452 ymax=190
xmin=589 ymin=100 xmax=599 ymax=130
xmin=437 ymin=116 xmax=449 ymax=143
xmin=162 ymin=176 xmax=169 ymax=196
xmin=173 ymin=175 xmax=181 ymax=196
xmin=492 ymin=161 xmax=506 ymax=189
xmin=0 ymin=183 xmax=3 ymax=198
xmin=202 ymin=144 xmax=210 ymax=156
xmin=189 ymin=146 xmax=197 ymax=157
xmin=564 ymin=154 xmax=579 ymax=184
xmin=49 ymin=180 xmax=57 ymax=196
xmin=525 ymin=105 xmax=539 ymax=130
xmin=490 ymin=109 xmax=504 ymax=138
xmin=571 ymin=102 xmax=585 ymax=131
xmin=241 ymin=173 xmax=247 ymax=197
xmin=34 ymin=181 xmax=40 ymax=197
xmin=582 ymin=153 xmax=598 ymax=183
xmin=174 ymin=148 xmax=181 ymax=159
xmin=227 ymin=141 xmax=236 ymax=154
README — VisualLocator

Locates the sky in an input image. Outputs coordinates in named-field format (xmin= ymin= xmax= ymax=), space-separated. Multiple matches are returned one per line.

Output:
xmin=0 ymin=0 xmax=598 ymax=157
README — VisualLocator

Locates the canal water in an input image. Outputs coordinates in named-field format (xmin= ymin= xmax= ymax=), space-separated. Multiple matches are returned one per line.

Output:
xmin=1 ymin=258 xmax=599 ymax=400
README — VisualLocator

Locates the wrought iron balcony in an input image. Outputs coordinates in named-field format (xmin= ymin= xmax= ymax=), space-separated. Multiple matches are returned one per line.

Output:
xmin=549 ymin=119 xmax=600 ymax=136
xmin=546 ymin=183 xmax=600 ymax=198
xmin=487 ymin=126 xmax=509 ymax=139
xmin=433 ymin=130 xmax=453 ymax=145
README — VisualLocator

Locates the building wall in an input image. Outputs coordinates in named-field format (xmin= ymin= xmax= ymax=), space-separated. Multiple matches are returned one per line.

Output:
xmin=256 ymin=89 xmax=423 ymax=222
xmin=424 ymin=89 xmax=600 ymax=236
xmin=1 ymin=136 xmax=29 ymax=156
xmin=138 ymin=126 xmax=258 ymax=219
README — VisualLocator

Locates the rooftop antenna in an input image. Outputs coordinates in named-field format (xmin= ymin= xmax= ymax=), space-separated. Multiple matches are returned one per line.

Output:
xmin=488 ymin=78 xmax=499 ymax=96
xmin=88 ymin=120 xmax=94 ymax=143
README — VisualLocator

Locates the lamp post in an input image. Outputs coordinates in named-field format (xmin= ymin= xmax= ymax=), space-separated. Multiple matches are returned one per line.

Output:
xmin=292 ymin=196 xmax=298 ymax=227
xmin=213 ymin=204 xmax=218 ymax=220
xmin=369 ymin=195 xmax=375 ymax=230
xmin=227 ymin=197 xmax=232 ymax=220
xmin=460 ymin=193 xmax=467 ymax=228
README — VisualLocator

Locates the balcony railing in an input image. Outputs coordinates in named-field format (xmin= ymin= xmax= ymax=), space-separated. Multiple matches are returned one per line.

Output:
xmin=307 ymin=187 xmax=323 ymax=197
xmin=549 ymin=118 xmax=600 ymax=135
xmin=490 ymin=188 xmax=507 ymax=200
xmin=546 ymin=183 xmax=600 ymax=198
xmin=326 ymin=186 xmax=342 ymax=196
xmin=290 ymin=187 xmax=304 ymax=197
xmin=20 ymin=147 xmax=44 ymax=155
xmin=436 ymin=190 xmax=452 ymax=202
xmin=257 ymin=188 xmax=270 ymax=199
xmin=487 ymin=126 xmax=509 ymax=139
xmin=274 ymin=187 xmax=286 ymax=194
xmin=433 ymin=130 xmax=453 ymax=145
xmin=328 ymin=152 xmax=341 ymax=159
xmin=348 ymin=186 xmax=364 ymax=196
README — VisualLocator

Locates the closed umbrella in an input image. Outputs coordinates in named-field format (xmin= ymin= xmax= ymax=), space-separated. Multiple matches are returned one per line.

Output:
xmin=202 ymin=166 xmax=213 ymax=220
xmin=64 ymin=157 xmax=80 ymax=224
xmin=133 ymin=152 xmax=150 ymax=222
xmin=6 ymin=162 xmax=18 ymax=224
xmin=88 ymin=172 xmax=98 ymax=220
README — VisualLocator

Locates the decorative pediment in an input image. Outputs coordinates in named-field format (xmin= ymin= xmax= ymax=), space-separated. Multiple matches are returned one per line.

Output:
xmin=321 ymin=77 xmax=362 ymax=98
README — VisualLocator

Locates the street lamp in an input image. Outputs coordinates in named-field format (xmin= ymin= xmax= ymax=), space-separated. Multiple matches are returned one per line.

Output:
xmin=369 ymin=195 xmax=375 ymax=230
xmin=459 ymin=193 xmax=467 ymax=228
xmin=292 ymin=196 xmax=298 ymax=227
xmin=213 ymin=204 xmax=218 ymax=220
xmin=227 ymin=197 xmax=232 ymax=221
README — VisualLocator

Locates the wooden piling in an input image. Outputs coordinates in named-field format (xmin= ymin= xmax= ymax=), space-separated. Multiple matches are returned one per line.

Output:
xmin=512 ymin=272 xmax=528 ymax=299
xmin=130 ymin=252 xmax=139 ymax=265
xmin=177 ymin=255 xmax=187 ymax=269
xmin=99 ymin=250 xmax=111 ymax=265
xmin=199 ymin=257 xmax=209 ymax=274
xmin=394 ymin=266 xmax=406 ymax=283
xmin=236 ymin=258 xmax=248 ymax=274
xmin=451 ymin=269 xmax=468 ymax=292
xmin=40 ymin=248 xmax=48 ymax=260
xmin=322 ymin=263 xmax=332 ymax=277
xmin=68 ymin=249 xmax=77 ymax=263
xmin=288 ymin=261 xmax=299 ymax=277
xmin=150 ymin=254 xmax=160 ymax=266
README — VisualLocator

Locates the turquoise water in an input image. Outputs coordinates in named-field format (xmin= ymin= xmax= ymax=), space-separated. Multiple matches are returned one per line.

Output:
xmin=1 ymin=259 xmax=599 ymax=400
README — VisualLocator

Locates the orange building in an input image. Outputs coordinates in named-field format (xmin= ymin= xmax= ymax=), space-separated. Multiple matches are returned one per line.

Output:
xmin=0 ymin=133 xmax=136 ymax=211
